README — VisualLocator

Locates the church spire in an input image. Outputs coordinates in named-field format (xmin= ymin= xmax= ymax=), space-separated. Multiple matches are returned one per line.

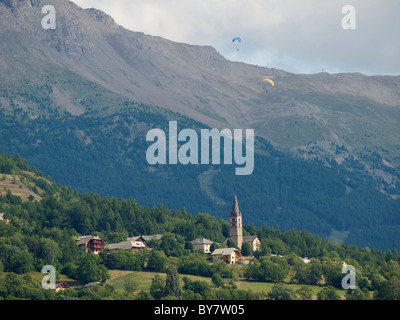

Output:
xmin=229 ymin=194 xmax=243 ymax=249
xmin=230 ymin=194 xmax=241 ymax=217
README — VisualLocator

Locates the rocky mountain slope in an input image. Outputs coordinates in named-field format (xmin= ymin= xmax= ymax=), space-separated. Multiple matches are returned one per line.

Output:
xmin=1 ymin=0 xmax=399 ymax=197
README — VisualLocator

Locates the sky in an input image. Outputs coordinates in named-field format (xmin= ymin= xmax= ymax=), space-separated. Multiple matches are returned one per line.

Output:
xmin=72 ymin=0 xmax=400 ymax=76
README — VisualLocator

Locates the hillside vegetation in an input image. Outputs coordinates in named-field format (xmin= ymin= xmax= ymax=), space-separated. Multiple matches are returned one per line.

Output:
xmin=1 ymin=105 xmax=400 ymax=251
xmin=1 ymin=154 xmax=400 ymax=300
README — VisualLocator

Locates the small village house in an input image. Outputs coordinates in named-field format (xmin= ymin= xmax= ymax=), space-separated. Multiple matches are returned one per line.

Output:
xmin=53 ymin=282 xmax=70 ymax=292
xmin=140 ymin=234 xmax=163 ymax=241
xmin=85 ymin=281 xmax=101 ymax=289
xmin=106 ymin=234 xmax=165 ymax=253
xmin=107 ymin=236 xmax=148 ymax=253
xmin=0 ymin=212 xmax=12 ymax=225
xmin=191 ymin=238 xmax=216 ymax=253
xmin=76 ymin=235 xmax=106 ymax=254
xmin=211 ymin=248 xmax=242 ymax=264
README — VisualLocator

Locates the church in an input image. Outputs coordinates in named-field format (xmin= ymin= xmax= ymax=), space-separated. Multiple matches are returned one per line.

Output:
xmin=226 ymin=195 xmax=260 ymax=252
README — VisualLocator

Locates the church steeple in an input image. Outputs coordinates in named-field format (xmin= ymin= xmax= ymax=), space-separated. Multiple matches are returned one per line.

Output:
xmin=231 ymin=194 xmax=240 ymax=216
xmin=229 ymin=194 xmax=243 ymax=249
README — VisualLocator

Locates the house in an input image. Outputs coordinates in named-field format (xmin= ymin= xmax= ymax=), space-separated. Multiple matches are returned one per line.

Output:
xmin=191 ymin=238 xmax=216 ymax=253
xmin=85 ymin=281 xmax=101 ymax=289
xmin=127 ymin=236 xmax=148 ymax=251
xmin=301 ymin=257 xmax=311 ymax=264
xmin=107 ymin=237 xmax=147 ymax=253
xmin=237 ymin=257 xmax=250 ymax=265
xmin=140 ymin=234 xmax=163 ymax=242
xmin=106 ymin=234 xmax=164 ymax=253
xmin=76 ymin=235 xmax=106 ymax=254
xmin=242 ymin=235 xmax=261 ymax=252
xmin=0 ymin=212 xmax=12 ymax=225
xmin=53 ymin=282 xmax=70 ymax=292
xmin=211 ymin=247 xmax=242 ymax=264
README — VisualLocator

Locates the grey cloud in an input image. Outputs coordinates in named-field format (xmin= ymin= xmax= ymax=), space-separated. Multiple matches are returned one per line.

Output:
xmin=72 ymin=0 xmax=400 ymax=75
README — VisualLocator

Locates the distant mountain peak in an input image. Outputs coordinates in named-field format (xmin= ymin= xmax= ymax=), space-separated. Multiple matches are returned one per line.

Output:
xmin=1 ymin=0 xmax=399 ymax=197
xmin=84 ymin=7 xmax=116 ymax=26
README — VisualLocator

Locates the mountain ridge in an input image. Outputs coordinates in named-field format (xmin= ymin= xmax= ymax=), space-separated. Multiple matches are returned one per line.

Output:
xmin=1 ymin=0 xmax=400 ymax=251
xmin=1 ymin=0 xmax=399 ymax=197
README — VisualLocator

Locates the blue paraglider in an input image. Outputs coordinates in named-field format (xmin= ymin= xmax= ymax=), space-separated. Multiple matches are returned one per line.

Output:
xmin=232 ymin=37 xmax=241 ymax=51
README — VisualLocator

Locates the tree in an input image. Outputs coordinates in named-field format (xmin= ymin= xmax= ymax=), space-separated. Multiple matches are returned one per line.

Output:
xmin=293 ymin=259 xmax=322 ymax=285
xmin=38 ymin=238 xmax=61 ymax=265
xmin=210 ymin=242 xmax=219 ymax=252
xmin=296 ymin=286 xmax=313 ymax=300
xmin=308 ymin=259 xmax=322 ymax=285
xmin=150 ymin=274 xmax=165 ymax=300
xmin=259 ymin=256 xmax=289 ymax=282
xmin=241 ymin=242 xmax=252 ymax=257
xmin=317 ymin=286 xmax=340 ymax=300
xmin=211 ymin=273 xmax=224 ymax=287
xmin=136 ymin=290 xmax=154 ymax=300
xmin=345 ymin=287 xmax=370 ymax=300
xmin=243 ymin=258 xmax=262 ymax=281
xmin=160 ymin=233 xmax=184 ymax=257
xmin=178 ymin=254 xmax=212 ymax=277
xmin=183 ymin=277 xmax=210 ymax=298
xmin=211 ymin=261 xmax=233 ymax=278
xmin=164 ymin=265 xmax=182 ymax=299
xmin=226 ymin=238 xmax=238 ymax=249
xmin=374 ymin=277 xmax=400 ymax=300
xmin=75 ymin=253 xmax=110 ymax=284
xmin=0 ymin=243 xmax=32 ymax=274
xmin=370 ymin=273 xmax=386 ymax=291
xmin=0 ymin=273 xmax=48 ymax=300
xmin=268 ymin=284 xmax=298 ymax=300
xmin=123 ymin=277 xmax=138 ymax=293
xmin=184 ymin=241 xmax=193 ymax=252
xmin=322 ymin=262 xmax=342 ymax=288
xmin=147 ymin=250 xmax=168 ymax=272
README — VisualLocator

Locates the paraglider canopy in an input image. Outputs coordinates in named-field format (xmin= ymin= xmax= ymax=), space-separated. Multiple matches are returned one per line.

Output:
xmin=232 ymin=37 xmax=241 ymax=51
xmin=262 ymin=78 xmax=275 ymax=87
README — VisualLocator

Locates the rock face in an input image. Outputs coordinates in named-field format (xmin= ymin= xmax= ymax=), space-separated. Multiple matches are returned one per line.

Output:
xmin=1 ymin=0 xmax=400 ymax=195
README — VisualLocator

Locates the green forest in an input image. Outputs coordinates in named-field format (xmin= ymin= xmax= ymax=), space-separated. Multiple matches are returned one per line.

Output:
xmin=0 ymin=104 xmax=400 ymax=251
xmin=1 ymin=154 xmax=400 ymax=300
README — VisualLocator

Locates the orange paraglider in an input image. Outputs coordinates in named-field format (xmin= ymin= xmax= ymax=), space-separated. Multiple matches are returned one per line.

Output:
xmin=262 ymin=78 xmax=274 ymax=87
xmin=262 ymin=78 xmax=275 ymax=92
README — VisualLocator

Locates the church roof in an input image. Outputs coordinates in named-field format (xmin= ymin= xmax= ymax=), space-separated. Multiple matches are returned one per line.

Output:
xmin=243 ymin=235 xmax=260 ymax=242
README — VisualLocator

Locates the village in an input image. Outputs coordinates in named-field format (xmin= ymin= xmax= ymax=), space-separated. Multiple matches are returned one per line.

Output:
xmin=68 ymin=196 xmax=319 ymax=289
xmin=1 ymin=195 xmax=347 ymax=295
xmin=75 ymin=196 xmax=261 ymax=265
xmin=1 ymin=195 xmax=318 ymax=269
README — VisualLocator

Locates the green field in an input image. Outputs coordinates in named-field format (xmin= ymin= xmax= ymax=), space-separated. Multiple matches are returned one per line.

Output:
xmin=0 ymin=172 xmax=45 ymax=202
xmin=108 ymin=270 xmax=213 ymax=291
xmin=107 ymin=270 xmax=346 ymax=300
